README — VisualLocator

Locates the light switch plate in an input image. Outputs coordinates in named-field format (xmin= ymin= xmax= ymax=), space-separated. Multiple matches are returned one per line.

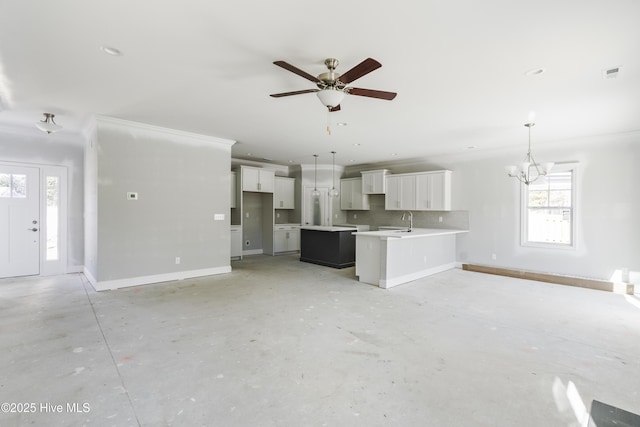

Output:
xmin=127 ymin=192 xmax=138 ymax=200
xmin=214 ymin=213 xmax=225 ymax=220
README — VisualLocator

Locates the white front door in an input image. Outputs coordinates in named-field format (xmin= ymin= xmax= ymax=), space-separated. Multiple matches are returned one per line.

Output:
xmin=0 ymin=165 xmax=40 ymax=278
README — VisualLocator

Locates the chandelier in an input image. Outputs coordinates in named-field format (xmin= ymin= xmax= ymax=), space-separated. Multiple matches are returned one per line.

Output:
xmin=505 ymin=123 xmax=553 ymax=185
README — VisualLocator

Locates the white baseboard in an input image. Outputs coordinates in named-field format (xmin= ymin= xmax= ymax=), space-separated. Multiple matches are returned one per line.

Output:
xmin=67 ymin=265 xmax=84 ymax=274
xmin=242 ymin=249 xmax=264 ymax=256
xmin=380 ymin=263 xmax=456 ymax=289
xmin=86 ymin=266 xmax=232 ymax=291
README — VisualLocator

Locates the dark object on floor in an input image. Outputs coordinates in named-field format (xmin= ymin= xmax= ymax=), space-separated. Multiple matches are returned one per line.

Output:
xmin=589 ymin=400 xmax=640 ymax=427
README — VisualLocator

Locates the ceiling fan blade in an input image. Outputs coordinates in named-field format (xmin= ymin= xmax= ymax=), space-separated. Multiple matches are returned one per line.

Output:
xmin=348 ymin=87 xmax=397 ymax=100
xmin=339 ymin=58 xmax=382 ymax=84
xmin=273 ymin=61 xmax=320 ymax=83
xmin=329 ymin=105 xmax=341 ymax=112
xmin=270 ymin=89 xmax=319 ymax=98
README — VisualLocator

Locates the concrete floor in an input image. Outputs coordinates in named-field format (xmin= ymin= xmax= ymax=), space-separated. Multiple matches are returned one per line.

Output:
xmin=1 ymin=254 xmax=639 ymax=427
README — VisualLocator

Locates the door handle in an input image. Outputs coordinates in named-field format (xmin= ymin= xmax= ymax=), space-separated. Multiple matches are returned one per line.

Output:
xmin=28 ymin=228 xmax=38 ymax=232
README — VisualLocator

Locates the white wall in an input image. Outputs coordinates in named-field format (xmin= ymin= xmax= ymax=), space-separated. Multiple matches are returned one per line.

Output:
xmin=85 ymin=117 xmax=235 ymax=290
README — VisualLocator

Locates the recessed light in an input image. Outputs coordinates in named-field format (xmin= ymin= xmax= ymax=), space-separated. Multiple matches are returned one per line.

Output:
xmin=466 ymin=146 xmax=476 ymax=150
xmin=337 ymin=122 xmax=348 ymax=126
xmin=525 ymin=68 xmax=545 ymax=76
xmin=101 ymin=46 xmax=123 ymax=56
xmin=349 ymin=159 xmax=355 ymax=163
xmin=391 ymin=153 xmax=398 ymax=156
xmin=288 ymin=160 xmax=294 ymax=163
xmin=352 ymin=143 xmax=361 ymax=147
xmin=246 ymin=152 xmax=253 ymax=156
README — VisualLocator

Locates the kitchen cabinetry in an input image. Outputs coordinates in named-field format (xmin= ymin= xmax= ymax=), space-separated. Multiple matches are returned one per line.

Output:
xmin=385 ymin=170 xmax=451 ymax=211
xmin=230 ymin=171 xmax=237 ymax=208
xmin=340 ymin=178 xmax=370 ymax=210
xmin=361 ymin=169 xmax=389 ymax=194
xmin=274 ymin=225 xmax=300 ymax=253
xmin=230 ymin=226 xmax=242 ymax=259
xmin=241 ymin=166 xmax=275 ymax=193
xmin=274 ymin=177 xmax=295 ymax=209
xmin=415 ymin=170 xmax=451 ymax=211
xmin=385 ymin=175 xmax=416 ymax=210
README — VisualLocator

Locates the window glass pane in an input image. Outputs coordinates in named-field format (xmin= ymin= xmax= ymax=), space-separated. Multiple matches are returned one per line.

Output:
xmin=0 ymin=173 xmax=9 ymax=197
xmin=46 ymin=176 xmax=59 ymax=261
xmin=528 ymin=208 xmax=571 ymax=244
xmin=548 ymin=172 xmax=572 ymax=190
xmin=549 ymin=190 xmax=571 ymax=207
xmin=528 ymin=176 xmax=549 ymax=191
xmin=528 ymin=190 xmax=548 ymax=207
xmin=11 ymin=174 xmax=27 ymax=198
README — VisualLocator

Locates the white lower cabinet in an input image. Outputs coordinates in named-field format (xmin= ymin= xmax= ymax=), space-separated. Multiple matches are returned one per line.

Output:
xmin=274 ymin=225 xmax=300 ymax=253
xmin=230 ymin=226 xmax=242 ymax=259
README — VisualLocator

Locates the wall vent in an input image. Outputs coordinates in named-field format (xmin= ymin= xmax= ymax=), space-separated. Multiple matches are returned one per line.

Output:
xmin=603 ymin=66 xmax=621 ymax=79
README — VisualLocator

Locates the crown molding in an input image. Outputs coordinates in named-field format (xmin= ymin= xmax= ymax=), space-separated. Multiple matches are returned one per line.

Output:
xmin=95 ymin=115 xmax=236 ymax=147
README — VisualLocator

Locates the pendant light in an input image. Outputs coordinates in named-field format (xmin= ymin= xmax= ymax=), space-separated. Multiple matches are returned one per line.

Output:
xmin=505 ymin=122 xmax=553 ymax=185
xmin=36 ymin=113 xmax=62 ymax=134
xmin=329 ymin=151 xmax=339 ymax=197
xmin=312 ymin=154 xmax=320 ymax=197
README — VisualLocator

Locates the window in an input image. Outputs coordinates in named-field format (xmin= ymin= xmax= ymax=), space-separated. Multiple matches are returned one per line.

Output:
xmin=46 ymin=176 xmax=60 ymax=261
xmin=0 ymin=173 xmax=27 ymax=198
xmin=522 ymin=164 xmax=576 ymax=248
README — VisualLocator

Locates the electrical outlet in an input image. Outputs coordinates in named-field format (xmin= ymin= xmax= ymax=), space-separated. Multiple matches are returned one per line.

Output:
xmin=439 ymin=216 xmax=443 ymax=223
xmin=245 ymin=212 xmax=250 ymax=218
xmin=276 ymin=212 xmax=280 ymax=218
xmin=127 ymin=192 xmax=138 ymax=200
xmin=175 ymin=257 xmax=181 ymax=264
xmin=491 ymin=253 xmax=497 ymax=260
xmin=353 ymin=213 xmax=357 ymax=219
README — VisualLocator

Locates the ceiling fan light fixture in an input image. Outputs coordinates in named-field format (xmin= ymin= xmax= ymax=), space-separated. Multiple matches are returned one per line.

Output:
xmin=316 ymin=88 xmax=345 ymax=108
xmin=35 ymin=113 xmax=62 ymax=134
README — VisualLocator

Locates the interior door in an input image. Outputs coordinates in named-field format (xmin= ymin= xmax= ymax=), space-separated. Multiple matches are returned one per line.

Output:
xmin=0 ymin=164 xmax=40 ymax=278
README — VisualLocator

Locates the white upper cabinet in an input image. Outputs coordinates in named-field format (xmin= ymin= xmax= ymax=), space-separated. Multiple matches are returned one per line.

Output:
xmin=274 ymin=176 xmax=295 ymax=209
xmin=415 ymin=170 xmax=451 ymax=211
xmin=241 ymin=166 xmax=275 ymax=193
xmin=340 ymin=178 xmax=370 ymax=210
xmin=361 ymin=169 xmax=389 ymax=194
xmin=385 ymin=175 xmax=416 ymax=210
xmin=385 ymin=170 xmax=451 ymax=211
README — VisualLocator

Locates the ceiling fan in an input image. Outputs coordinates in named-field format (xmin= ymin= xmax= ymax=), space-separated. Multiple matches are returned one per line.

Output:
xmin=270 ymin=57 xmax=397 ymax=112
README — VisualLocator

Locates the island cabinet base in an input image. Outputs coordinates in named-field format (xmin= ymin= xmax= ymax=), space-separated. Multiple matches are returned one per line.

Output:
xmin=300 ymin=228 xmax=356 ymax=269
xmin=355 ymin=231 xmax=460 ymax=288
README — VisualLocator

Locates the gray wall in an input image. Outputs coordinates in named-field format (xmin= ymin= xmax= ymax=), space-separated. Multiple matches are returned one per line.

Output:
xmin=89 ymin=118 xmax=233 ymax=283
xmin=345 ymin=133 xmax=640 ymax=281
xmin=0 ymin=127 xmax=85 ymax=270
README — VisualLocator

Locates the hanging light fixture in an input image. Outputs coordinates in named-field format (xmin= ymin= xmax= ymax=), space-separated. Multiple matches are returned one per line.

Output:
xmin=35 ymin=113 xmax=62 ymax=134
xmin=505 ymin=123 xmax=553 ymax=185
xmin=329 ymin=151 xmax=339 ymax=197
xmin=312 ymin=154 xmax=320 ymax=196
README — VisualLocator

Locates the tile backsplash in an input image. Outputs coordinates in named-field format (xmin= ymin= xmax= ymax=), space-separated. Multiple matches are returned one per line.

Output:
xmin=339 ymin=194 xmax=469 ymax=230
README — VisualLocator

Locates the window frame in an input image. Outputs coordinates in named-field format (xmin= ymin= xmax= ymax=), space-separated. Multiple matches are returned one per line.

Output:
xmin=521 ymin=162 xmax=578 ymax=250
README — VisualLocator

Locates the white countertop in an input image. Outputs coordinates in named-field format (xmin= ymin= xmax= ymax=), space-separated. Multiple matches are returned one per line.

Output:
xmin=301 ymin=225 xmax=358 ymax=232
xmin=353 ymin=228 xmax=468 ymax=239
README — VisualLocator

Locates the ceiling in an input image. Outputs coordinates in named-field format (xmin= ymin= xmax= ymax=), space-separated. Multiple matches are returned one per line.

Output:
xmin=1 ymin=1 xmax=638 ymax=166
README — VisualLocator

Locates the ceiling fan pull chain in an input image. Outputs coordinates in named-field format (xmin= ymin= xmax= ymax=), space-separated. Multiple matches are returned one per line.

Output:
xmin=326 ymin=108 xmax=332 ymax=135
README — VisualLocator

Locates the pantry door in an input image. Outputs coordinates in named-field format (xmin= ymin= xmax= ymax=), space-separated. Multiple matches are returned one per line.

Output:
xmin=0 ymin=164 xmax=40 ymax=278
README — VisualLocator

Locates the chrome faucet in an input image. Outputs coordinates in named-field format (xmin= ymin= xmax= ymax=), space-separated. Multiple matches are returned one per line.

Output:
xmin=401 ymin=211 xmax=413 ymax=232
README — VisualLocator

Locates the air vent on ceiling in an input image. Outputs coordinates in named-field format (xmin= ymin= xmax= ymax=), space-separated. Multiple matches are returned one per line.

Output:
xmin=603 ymin=66 xmax=621 ymax=79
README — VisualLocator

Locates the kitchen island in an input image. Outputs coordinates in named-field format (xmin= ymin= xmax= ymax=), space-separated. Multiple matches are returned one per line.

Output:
xmin=300 ymin=226 xmax=358 ymax=269
xmin=353 ymin=228 xmax=468 ymax=288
